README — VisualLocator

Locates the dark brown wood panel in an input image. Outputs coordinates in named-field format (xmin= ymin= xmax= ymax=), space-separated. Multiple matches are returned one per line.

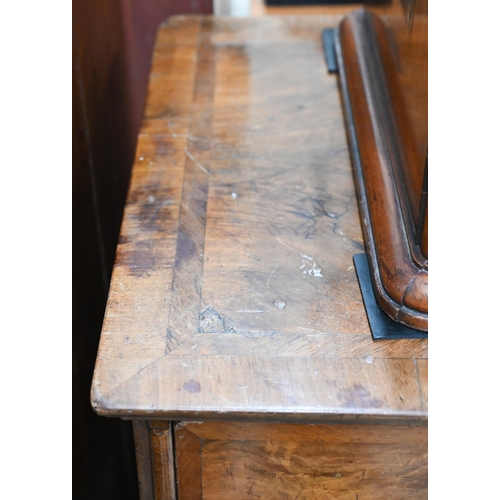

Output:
xmin=335 ymin=6 xmax=428 ymax=330
xmin=366 ymin=0 xmax=428 ymax=226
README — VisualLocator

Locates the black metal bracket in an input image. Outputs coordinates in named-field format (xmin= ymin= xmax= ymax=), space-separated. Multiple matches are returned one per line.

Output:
xmin=353 ymin=254 xmax=428 ymax=340
xmin=322 ymin=28 xmax=339 ymax=73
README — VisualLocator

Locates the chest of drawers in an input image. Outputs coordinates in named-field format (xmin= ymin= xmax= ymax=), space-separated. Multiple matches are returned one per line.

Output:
xmin=91 ymin=14 xmax=428 ymax=499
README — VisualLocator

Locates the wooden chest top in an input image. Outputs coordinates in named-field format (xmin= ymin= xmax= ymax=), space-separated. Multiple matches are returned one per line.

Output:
xmin=91 ymin=15 xmax=428 ymax=424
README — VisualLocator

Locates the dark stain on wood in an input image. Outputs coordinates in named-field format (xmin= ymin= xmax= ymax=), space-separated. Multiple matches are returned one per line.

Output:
xmin=183 ymin=379 xmax=202 ymax=393
xmin=338 ymin=383 xmax=384 ymax=409
xmin=174 ymin=229 xmax=198 ymax=267
xmin=116 ymin=240 xmax=155 ymax=277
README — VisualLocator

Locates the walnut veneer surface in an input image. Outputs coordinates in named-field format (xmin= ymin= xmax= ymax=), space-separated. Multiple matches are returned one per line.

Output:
xmin=91 ymin=15 xmax=428 ymax=424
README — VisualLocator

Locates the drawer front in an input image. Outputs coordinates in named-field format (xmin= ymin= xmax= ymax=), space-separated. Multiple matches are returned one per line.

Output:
xmin=173 ymin=421 xmax=427 ymax=500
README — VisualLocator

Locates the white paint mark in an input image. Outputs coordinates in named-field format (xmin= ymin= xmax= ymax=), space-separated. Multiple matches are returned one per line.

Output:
xmin=190 ymin=344 xmax=198 ymax=350
xmin=338 ymin=230 xmax=343 ymax=236
xmin=274 ymin=378 xmax=289 ymax=385
xmin=147 ymin=195 xmax=155 ymax=202
xmin=300 ymin=257 xmax=323 ymax=278
xmin=234 ymin=309 xmax=265 ymax=313
xmin=181 ymin=362 xmax=189 ymax=368
xmin=347 ymin=266 xmax=353 ymax=271
xmin=139 ymin=156 xmax=144 ymax=161
xmin=364 ymin=356 xmax=374 ymax=364
xmin=231 ymin=192 xmax=237 ymax=198
xmin=184 ymin=147 xmax=211 ymax=175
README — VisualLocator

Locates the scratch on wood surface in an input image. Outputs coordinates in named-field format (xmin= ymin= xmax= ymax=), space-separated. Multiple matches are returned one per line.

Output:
xmin=275 ymin=236 xmax=292 ymax=249
xmin=233 ymin=310 xmax=265 ymax=313
xmin=184 ymin=146 xmax=211 ymax=176
xmin=138 ymin=132 xmax=213 ymax=143
xmin=414 ymin=358 xmax=426 ymax=413
xmin=333 ymin=273 xmax=351 ymax=319
xmin=266 ymin=260 xmax=283 ymax=287
xmin=266 ymin=249 xmax=294 ymax=287
xmin=297 ymin=326 xmax=323 ymax=334
xmin=350 ymin=358 xmax=367 ymax=376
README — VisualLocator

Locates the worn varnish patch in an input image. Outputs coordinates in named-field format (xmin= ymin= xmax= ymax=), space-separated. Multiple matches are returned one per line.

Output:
xmin=91 ymin=16 xmax=427 ymax=424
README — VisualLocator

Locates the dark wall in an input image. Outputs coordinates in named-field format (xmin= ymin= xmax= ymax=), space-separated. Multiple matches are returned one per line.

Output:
xmin=73 ymin=1 xmax=211 ymax=499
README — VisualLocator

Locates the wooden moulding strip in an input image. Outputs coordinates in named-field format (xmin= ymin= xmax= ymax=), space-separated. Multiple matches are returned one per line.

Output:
xmin=335 ymin=9 xmax=428 ymax=331
xmin=132 ymin=420 xmax=177 ymax=500
xmin=149 ymin=421 xmax=177 ymax=500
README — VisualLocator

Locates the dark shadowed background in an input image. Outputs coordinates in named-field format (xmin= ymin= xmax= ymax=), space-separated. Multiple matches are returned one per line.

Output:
xmin=73 ymin=1 xmax=212 ymax=498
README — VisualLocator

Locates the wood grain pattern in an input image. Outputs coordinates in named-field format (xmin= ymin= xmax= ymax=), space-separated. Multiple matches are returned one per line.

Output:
xmin=97 ymin=354 xmax=427 ymax=423
xmin=91 ymin=15 xmax=427 ymax=424
xmin=132 ymin=421 xmax=177 ymax=500
xmin=366 ymin=0 xmax=428 ymax=227
xmin=175 ymin=423 xmax=203 ymax=500
xmin=175 ymin=421 xmax=427 ymax=499
xmin=149 ymin=421 xmax=176 ymax=500
xmin=133 ymin=421 xmax=155 ymax=500
xmin=335 ymin=9 xmax=428 ymax=330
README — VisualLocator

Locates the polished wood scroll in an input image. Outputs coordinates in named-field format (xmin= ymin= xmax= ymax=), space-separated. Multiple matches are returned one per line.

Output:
xmin=335 ymin=6 xmax=428 ymax=330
